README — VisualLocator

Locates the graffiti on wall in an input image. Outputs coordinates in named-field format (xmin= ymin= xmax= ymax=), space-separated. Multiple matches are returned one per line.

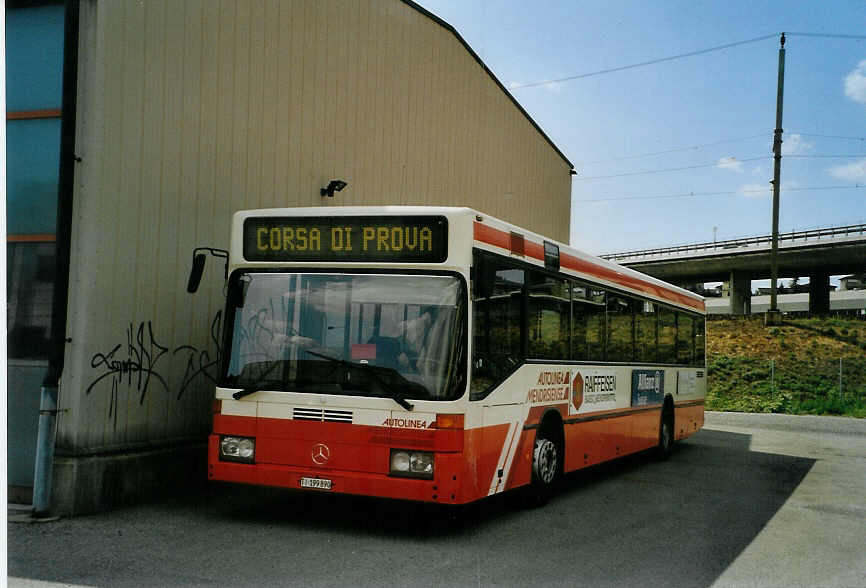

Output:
xmin=87 ymin=322 xmax=169 ymax=404
xmin=172 ymin=312 xmax=224 ymax=399
xmin=87 ymin=312 xmax=223 ymax=428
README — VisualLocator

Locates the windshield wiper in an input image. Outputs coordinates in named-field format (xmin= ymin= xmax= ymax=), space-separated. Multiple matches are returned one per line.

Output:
xmin=231 ymin=379 xmax=285 ymax=400
xmin=304 ymin=349 xmax=415 ymax=411
xmin=231 ymin=360 xmax=284 ymax=400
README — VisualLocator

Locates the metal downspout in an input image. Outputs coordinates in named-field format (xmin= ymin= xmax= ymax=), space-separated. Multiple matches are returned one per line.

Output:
xmin=33 ymin=0 xmax=80 ymax=517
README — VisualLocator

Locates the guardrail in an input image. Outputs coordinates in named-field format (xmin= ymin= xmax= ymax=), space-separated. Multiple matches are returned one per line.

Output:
xmin=602 ymin=224 xmax=866 ymax=262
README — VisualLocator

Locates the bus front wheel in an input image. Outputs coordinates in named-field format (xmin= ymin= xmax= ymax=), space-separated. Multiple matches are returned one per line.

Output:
xmin=527 ymin=428 xmax=561 ymax=506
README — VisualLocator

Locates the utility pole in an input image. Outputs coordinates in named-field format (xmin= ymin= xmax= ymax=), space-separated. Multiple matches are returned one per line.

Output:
xmin=767 ymin=32 xmax=785 ymax=326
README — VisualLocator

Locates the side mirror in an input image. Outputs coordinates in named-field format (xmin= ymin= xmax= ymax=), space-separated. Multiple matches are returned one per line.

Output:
xmin=187 ymin=253 xmax=207 ymax=293
xmin=186 ymin=247 xmax=229 ymax=294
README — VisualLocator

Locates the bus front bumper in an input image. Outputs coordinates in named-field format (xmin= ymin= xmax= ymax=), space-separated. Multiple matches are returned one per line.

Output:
xmin=208 ymin=435 xmax=466 ymax=504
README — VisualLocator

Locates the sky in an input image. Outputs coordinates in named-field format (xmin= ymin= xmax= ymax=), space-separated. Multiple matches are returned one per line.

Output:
xmin=415 ymin=0 xmax=866 ymax=260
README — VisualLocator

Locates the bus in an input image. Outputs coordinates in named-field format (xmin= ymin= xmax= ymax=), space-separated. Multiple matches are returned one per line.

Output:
xmin=188 ymin=206 xmax=705 ymax=506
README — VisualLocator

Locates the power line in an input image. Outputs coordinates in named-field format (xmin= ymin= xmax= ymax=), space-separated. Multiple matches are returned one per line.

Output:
xmin=510 ymin=31 xmax=866 ymax=91
xmin=574 ymin=156 xmax=770 ymax=180
xmin=574 ymin=153 xmax=866 ymax=180
xmin=574 ymin=184 xmax=864 ymax=203
xmin=774 ymin=184 xmax=864 ymax=192
xmin=575 ymin=137 xmax=866 ymax=168
xmin=787 ymin=32 xmax=866 ymax=40
xmin=790 ymin=133 xmax=866 ymax=142
xmin=575 ymin=134 xmax=866 ymax=167
xmin=509 ymin=34 xmax=778 ymax=89
xmin=785 ymin=154 xmax=866 ymax=159
xmin=578 ymin=189 xmax=748 ymax=202
xmin=575 ymin=133 xmax=769 ymax=165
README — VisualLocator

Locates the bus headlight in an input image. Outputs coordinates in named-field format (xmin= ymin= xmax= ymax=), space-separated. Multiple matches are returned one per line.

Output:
xmin=390 ymin=449 xmax=433 ymax=479
xmin=220 ymin=436 xmax=255 ymax=463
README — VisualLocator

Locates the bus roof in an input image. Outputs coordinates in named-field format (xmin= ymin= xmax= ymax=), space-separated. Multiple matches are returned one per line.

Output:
xmin=468 ymin=209 xmax=705 ymax=313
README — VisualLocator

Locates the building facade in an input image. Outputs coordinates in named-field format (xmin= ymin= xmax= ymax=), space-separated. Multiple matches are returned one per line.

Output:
xmin=7 ymin=0 xmax=573 ymax=515
xmin=6 ymin=1 xmax=65 ymax=504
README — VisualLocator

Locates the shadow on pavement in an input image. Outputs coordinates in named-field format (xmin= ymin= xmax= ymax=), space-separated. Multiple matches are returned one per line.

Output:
xmin=186 ymin=428 xmax=813 ymax=586
xmin=9 ymin=429 xmax=815 ymax=587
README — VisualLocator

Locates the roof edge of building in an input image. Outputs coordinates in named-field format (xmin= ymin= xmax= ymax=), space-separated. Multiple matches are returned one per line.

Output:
xmin=402 ymin=0 xmax=574 ymax=171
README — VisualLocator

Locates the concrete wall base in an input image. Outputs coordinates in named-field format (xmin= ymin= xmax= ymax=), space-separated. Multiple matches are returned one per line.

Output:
xmin=764 ymin=310 xmax=784 ymax=326
xmin=50 ymin=442 xmax=207 ymax=517
xmin=8 ymin=485 xmax=34 ymax=505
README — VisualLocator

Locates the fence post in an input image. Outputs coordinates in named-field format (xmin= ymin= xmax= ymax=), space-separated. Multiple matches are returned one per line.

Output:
xmin=839 ymin=357 xmax=843 ymax=399
xmin=771 ymin=359 xmax=775 ymax=400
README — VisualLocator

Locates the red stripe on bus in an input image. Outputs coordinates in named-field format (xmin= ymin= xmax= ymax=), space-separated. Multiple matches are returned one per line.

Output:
xmin=560 ymin=252 xmax=704 ymax=311
xmin=526 ymin=404 xmax=567 ymax=427
xmin=473 ymin=222 xmax=704 ymax=312
xmin=473 ymin=222 xmax=511 ymax=250
xmin=674 ymin=402 xmax=705 ymax=440
xmin=7 ymin=234 xmax=57 ymax=243
xmin=504 ymin=429 xmax=535 ymax=491
xmin=561 ymin=404 xmax=661 ymax=425
xmin=525 ymin=240 xmax=544 ymax=260
xmin=6 ymin=109 xmax=62 ymax=120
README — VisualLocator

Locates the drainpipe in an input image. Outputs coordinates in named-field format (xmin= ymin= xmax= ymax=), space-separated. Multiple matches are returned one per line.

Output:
xmin=33 ymin=0 xmax=80 ymax=517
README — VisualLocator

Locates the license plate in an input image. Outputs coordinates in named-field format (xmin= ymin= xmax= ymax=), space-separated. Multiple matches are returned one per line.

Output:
xmin=300 ymin=477 xmax=332 ymax=490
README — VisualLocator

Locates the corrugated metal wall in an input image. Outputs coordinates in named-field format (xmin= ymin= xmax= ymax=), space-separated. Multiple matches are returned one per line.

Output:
xmin=60 ymin=0 xmax=572 ymax=454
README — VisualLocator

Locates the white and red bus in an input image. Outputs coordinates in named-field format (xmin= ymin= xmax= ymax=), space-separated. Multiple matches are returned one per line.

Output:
xmin=190 ymin=207 xmax=705 ymax=505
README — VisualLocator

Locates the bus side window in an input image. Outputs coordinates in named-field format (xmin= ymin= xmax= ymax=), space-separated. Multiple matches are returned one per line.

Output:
xmin=606 ymin=294 xmax=634 ymax=363
xmin=471 ymin=252 xmax=524 ymax=400
xmin=527 ymin=270 xmax=569 ymax=360
xmin=658 ymin=307 xmax=677 ymax=364
xmin=586 ymin=288 xmax=606 ymax=361
xmin=677 ymin=313 xmax=695 ymax=365
xmin=571 ymin=282 xmax=605 ymax=361
xmin=635 ymin=301 xmax=658 ymax=364
xmin=694 ymin=316 xmax=706 ymax=366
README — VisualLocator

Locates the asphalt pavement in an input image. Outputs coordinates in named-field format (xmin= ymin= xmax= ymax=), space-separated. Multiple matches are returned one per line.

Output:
xmin=7 ymin=412 xmax=866 ymax=587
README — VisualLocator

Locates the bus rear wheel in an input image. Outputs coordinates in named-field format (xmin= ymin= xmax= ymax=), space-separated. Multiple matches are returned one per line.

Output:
xmin=657 ymin=409 xmax=674 ymax=460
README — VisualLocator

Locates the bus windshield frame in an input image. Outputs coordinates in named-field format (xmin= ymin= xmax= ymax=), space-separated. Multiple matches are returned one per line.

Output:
xmin=220 ymin=269 xmax=468 ymax=402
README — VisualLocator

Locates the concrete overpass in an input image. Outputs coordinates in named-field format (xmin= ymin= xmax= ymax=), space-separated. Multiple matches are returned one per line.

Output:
xmin=602 ymin=224 xmax=866 ymax=315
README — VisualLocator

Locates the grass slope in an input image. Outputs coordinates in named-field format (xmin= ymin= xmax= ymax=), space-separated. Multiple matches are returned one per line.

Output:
xmin=706 ymin=316 xmax=866 ymax=417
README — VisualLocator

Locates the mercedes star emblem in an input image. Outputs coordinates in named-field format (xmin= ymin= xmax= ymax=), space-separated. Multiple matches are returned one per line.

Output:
xmin=311 ymin=443 xmax=330 ymax=465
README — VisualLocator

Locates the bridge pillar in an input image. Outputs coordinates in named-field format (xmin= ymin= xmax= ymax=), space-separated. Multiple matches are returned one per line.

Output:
xmin=809 ymin=273 xmax=831 ymax=315
xmin=729 ymin=271 xmax=751 ymax=315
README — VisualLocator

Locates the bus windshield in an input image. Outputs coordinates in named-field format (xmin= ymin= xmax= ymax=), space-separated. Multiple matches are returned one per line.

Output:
xmin=224 ymin=272 xmax=466 ymax=401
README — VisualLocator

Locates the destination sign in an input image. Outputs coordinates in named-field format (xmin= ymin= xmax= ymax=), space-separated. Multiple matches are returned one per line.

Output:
xmin=243 ymin=216 xmax=448 ymax=262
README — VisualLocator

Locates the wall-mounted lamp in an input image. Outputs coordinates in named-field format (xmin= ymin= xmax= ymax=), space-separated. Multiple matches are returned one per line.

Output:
xmin=321 ymin=179 xmax=348 ymax=197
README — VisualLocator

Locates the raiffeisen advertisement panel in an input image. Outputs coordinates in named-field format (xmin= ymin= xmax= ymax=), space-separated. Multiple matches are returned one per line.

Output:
xmin=569 ymin=369 xmax=618 ymax=414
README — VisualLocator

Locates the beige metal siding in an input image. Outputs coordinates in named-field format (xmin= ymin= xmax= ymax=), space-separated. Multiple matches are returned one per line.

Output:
xmin=61 ymin=0 xmax=571 ymax=453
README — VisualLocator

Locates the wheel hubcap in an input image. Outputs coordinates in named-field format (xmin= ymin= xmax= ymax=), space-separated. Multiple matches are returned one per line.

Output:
xmin=534 ymin=439 xmax=557 ymax=484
